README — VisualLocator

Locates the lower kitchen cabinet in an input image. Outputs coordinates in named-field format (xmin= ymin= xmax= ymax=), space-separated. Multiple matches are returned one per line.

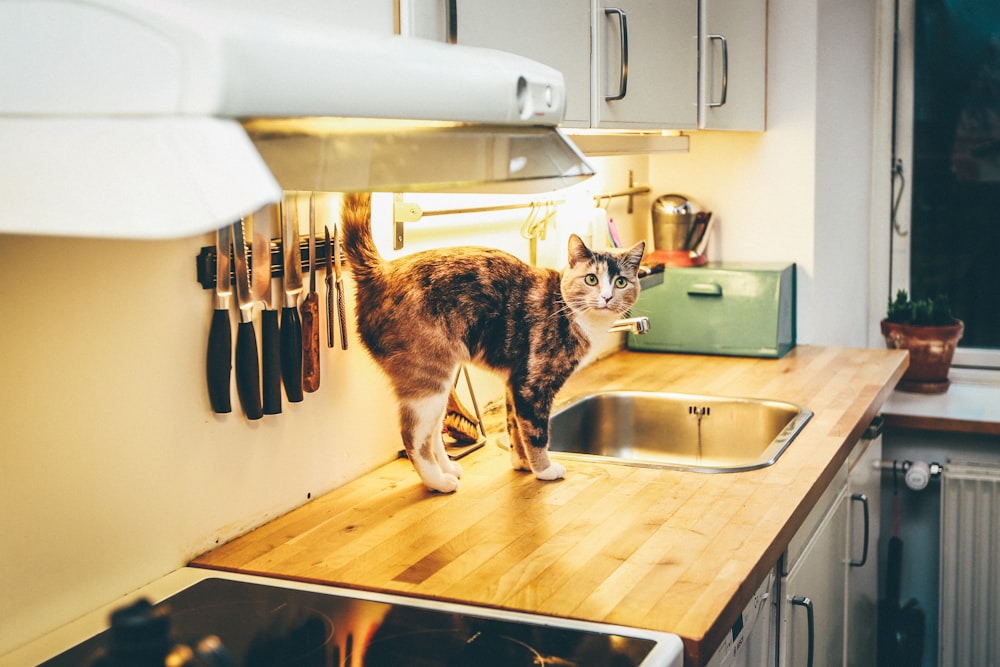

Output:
xmin=846 ymin=424 xmax=882 ymax=666
xmin=778 ymin=427 xmax=881 ymax=666
xmin=780 ymin=479 xmax=848 ymax=666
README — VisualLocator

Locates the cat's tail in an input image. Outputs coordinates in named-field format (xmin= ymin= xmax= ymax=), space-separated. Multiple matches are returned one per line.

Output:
xmin=340 ymin=192 xmax=382 ymax=281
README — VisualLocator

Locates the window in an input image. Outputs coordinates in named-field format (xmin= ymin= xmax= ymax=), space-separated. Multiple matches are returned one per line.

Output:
xmin=893 ymin=0 xmax=1000 ymax=369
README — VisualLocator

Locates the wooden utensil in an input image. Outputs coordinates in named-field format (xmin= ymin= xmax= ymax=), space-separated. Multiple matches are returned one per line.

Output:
xmin=301 ymin=194 xmax=321 ymax=392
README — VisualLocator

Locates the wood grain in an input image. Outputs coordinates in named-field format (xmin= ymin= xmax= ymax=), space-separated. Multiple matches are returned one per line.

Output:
xmin=192 ymin=345 xmax=907 ymax=667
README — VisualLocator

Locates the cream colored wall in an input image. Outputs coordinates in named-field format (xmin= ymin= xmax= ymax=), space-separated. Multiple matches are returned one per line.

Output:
xmin=0 ymin=157 xmax=648 ymax=655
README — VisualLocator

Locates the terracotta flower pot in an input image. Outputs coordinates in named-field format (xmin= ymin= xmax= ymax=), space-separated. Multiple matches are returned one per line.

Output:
xmin=880 ymin=318 xmax=964 ymax=393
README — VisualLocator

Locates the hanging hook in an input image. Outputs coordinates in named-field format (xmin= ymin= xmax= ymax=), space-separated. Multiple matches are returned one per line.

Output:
xmin=520 ymin=201 xmax=540 ymax=240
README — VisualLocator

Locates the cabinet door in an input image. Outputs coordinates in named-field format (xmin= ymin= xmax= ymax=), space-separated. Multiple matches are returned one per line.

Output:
xmin=780 ymin=489 xmax=847 ymax=667
xmin=455 ymin=0 xmax=592 ymax=127
xmin=699 ymin=0 xmax=767 ymax=130
xmin=595 ymin=0 xmax=698 ymax=129
xmin=846 ymin=434 xmax=882 ymax=667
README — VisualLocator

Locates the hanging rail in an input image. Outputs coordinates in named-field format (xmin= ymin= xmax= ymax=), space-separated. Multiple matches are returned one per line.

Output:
xmin=196 ymin=181 xmax=652 ymax=288
xmin=392 ymin=179 xmax=651 ymax=249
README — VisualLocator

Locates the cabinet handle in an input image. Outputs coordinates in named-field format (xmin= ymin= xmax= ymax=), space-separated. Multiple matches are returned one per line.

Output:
xmin=791 ymin=595 xmax=815 ymax=667
xmin=850 ymin=492 xmax=870 ymax=567
xmin=604 ymin=7 xmax=628 ymax=101
xmin=446 ymin=0 xmax=457 ymax=44
xmin=707 ymin=34 xmax=729 ymax=107
xmin=687 ymin=282 xmax=723 ymax=297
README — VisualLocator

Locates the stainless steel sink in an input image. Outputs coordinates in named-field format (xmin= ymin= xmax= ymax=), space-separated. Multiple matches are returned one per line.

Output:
xmin=544 ymin=391 xmax=812 ymax=473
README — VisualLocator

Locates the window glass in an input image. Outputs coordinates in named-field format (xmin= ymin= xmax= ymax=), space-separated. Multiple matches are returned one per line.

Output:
xmin=910 ymin=0 xmax=1000 ymax=351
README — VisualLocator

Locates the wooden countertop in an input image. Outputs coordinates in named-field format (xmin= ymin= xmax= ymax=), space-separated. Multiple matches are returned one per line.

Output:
xmin=191 ymin=345 xmax=907 ymax=666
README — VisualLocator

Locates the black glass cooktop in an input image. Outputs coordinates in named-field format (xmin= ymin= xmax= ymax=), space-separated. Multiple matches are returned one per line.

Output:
xmin=42 ymin=578 xmax=659 ymax=666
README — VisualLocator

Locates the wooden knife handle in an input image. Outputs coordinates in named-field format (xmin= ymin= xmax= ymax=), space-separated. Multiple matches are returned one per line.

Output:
xmin=301 ymin=292 xmax=321 ymax=393
xmin=280 ymin=305 xmax=304 ymax=402
xmin=235 ymin=321 xmax=263 ymax=420
xmin=206 ymin=308 xmax=232 ymax=414
xmin=261 ymin=309 xmax=282 ymax=415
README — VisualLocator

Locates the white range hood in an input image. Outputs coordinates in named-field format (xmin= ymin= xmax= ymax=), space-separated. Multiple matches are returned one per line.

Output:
xmin=0 ymin=0 xmax=593 ymax=239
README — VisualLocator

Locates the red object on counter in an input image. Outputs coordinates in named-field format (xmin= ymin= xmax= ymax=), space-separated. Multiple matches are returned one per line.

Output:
xmin=647 ymin=249 xmax=708 ymax=267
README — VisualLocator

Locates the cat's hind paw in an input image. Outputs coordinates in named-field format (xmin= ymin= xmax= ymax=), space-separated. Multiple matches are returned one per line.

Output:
xmin=533 ymin=462 xmax=566 ymax=481
xmin=509 ymin=448 xmax=531 ymax=471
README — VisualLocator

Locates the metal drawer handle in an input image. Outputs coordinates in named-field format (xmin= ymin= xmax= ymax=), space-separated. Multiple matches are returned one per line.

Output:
xmin=687 ymin=282 xmax=723 ymax=297
xmin=605 ymin=7 xmax=628 ymax=101
xmin=791 ymin=595 xmax=815 ymax=667
xmin=707 ymin=34 xmax=729 ymax=107
xmin=446 ymin=0 xmax=458 ymax=44
xmin=850 ymin=492 xmax=870 ymax=567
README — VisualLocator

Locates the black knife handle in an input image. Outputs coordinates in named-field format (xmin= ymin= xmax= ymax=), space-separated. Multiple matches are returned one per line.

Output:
xmin=261 ymin=309 xmax=282 ymax=415
xmin=280 ymin=305 xmax=304 ymax=402
xmin=235 ymin=321 xmax=263 ymax=420
xmin=206 ymin=309 xmax=232 ymax=414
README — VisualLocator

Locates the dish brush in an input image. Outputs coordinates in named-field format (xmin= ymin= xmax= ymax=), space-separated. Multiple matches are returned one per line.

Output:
xmin=443 ymin=387 xmax=480 ymax=444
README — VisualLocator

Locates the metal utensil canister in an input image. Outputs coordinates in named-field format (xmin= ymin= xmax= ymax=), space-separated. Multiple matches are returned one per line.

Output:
xmin=651 ymin=194 xmax=695 ymax=251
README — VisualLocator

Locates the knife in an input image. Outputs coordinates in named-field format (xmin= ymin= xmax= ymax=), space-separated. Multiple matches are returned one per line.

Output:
xmin=253 ymin=205 xmax=281 ymax=415
xmin=232 ymin=217 xmax=263 ymax=420
xmin=325 ymin=225 xmax=335 ymax=349
xmin=280 ymin=198 xmax=304 ymax=403
xmin=691 ymin=212 xmax=715 ymax=258
xmin=334 ymin=223 xmax=348 ymax=350
xmin=206 ymin=225 xmax=233 ymax=414
xmin=301 ymin=194 xmax=321 ymax=393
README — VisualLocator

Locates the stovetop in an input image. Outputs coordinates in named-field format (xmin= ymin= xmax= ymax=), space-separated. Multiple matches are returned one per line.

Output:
xmin=35 ymin=572 xmax=682 ymax=667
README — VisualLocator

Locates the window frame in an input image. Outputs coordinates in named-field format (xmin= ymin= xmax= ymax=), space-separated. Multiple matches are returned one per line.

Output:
xmin=887 ymin=0 xmax=1000 ymax=372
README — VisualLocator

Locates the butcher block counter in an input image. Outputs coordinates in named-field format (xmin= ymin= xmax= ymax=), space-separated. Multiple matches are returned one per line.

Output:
xmin=192 ymin=346 xmax=907 ymax=666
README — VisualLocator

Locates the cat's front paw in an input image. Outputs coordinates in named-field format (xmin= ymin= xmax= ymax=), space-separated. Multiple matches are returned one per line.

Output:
xmin=442 ymin=459 xmax=463 ymax=478
xmin=533 ymin=462 xmax=566 ymax=481
xmin=424 ymin=473 xmax=460 ymax=494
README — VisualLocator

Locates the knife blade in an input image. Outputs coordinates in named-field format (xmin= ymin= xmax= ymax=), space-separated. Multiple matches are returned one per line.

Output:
xmin=232 ymin=217 xmax=263 ymax=420
xmin=334 ymin=223 xmax=348 ymax=350
xmin=280 ymin=197 xmax=304 ymax=403
xmin=206 ymin=225 xmax=233 ymax=414
xmin=325 ymin=225 xmax=335 ymax=348
xmin=254 ymin=205 xmax=281 ymax=415
xmin=691 ymin=211 xmax=715 ymax=258
xmin=301 ymin=194 xmax=321 ymax=393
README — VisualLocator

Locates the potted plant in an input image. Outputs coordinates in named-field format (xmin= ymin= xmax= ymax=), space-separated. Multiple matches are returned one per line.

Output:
xmin=880 ymin=289 xmax=964 ymax=393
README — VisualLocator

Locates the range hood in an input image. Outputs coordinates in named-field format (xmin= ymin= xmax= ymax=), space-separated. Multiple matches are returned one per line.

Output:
xmin=0 ymin=0 xmax=593 ymax=239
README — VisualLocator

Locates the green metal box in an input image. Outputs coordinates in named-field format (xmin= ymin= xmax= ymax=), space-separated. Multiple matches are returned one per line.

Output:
xmin=627 ymin=262 xmax=796 ymax=358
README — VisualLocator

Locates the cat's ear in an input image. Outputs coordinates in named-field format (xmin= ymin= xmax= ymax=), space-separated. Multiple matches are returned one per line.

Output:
xmin=621 ymin=241 xmax=646 ymax=273
xmin=567 ymin=234 xmax=594 ymax=267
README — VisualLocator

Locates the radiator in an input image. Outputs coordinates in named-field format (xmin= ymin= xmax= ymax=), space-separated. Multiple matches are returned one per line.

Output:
xmin=940 ymin=460 xmax=1000 ymax=667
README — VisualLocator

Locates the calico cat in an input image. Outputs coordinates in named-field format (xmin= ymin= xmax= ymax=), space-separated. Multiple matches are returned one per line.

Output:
xmin=341 ymin=192 xmax=645 ymax=493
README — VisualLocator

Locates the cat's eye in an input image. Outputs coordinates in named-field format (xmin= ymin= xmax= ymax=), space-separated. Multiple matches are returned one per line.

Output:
xmin=584 ymin=274 xmax=599 ymax=286
xmin=614 ymin=276 xmax=630 ymax=289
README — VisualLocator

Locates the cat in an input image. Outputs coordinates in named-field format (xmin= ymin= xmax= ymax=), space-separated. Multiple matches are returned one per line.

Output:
xmin=340 ymin=192 xmax=645 ymax=493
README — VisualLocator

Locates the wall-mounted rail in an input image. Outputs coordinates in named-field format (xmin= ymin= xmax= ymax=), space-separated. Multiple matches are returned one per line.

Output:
xmin=392 ymin=178 xmax=650 ymax=249
xmin=197 ymin=180 xmax=651 ymax=288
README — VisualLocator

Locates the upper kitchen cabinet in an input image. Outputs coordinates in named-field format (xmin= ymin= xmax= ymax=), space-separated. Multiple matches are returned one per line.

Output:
xmin=454 ymin=1 xmax=592 ymax=128
xmin=595 ymin=0 xmax=698 ymax=130
xmin=453 ymin=0 xmax=699 ymax=130
xmin=452 ymin=0 xmax=764 ymax=132
xmin=699 ymin=0 xmax=767 ymax=130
